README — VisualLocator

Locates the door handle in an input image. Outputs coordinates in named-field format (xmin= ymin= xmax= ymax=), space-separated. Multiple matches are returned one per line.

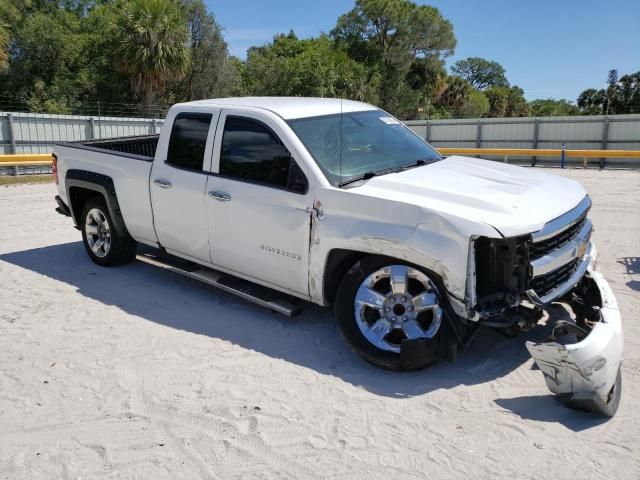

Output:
xmin=208 ymin=191 xmax=231 ymax=202
xmin=153 ymin=178 xmax=172 ymax=189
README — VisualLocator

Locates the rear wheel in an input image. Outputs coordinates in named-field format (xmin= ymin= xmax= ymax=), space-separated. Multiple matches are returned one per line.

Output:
xmin=81 ymin=197 xmax=136 ymax=266
xmin=335 ymin=256 xmax=444 ymax=371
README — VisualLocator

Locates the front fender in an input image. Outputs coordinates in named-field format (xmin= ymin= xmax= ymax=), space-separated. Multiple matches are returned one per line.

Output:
xmin=309 ymin=187 xmax=499 ymax=307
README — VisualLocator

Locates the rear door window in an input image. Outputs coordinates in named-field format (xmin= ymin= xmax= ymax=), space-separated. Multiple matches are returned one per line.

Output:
xmin=166 ymin=113 xmax=213 ymax=171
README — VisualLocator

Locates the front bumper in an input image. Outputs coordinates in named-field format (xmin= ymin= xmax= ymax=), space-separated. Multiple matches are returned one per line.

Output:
xmin=525 ymin=266 xmax=623 ymax=415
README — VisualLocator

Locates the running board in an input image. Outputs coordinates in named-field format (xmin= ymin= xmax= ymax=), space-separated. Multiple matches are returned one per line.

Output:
xmin=136 ymin=251 xmax=302 ymax=317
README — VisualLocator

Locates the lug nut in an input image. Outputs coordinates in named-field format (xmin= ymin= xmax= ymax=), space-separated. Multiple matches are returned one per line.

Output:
xmin=402 ymin=296 xmax=407 ymax=302
xmin=391 ymin=317 xmax=396 ymax=322
xmin=408 ymin=306 xmax=414 ymax=312
xmin=403 ymin=316 xmax=407 ymax=321
xmin=384 ymin=307 xmax=390 ymax=312
xmin=389 ymin=297 xmax=395 ymax=303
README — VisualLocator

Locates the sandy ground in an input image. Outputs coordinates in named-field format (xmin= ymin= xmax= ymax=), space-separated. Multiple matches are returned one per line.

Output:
xmin=0 ymin=168 xmax=639 ymax=480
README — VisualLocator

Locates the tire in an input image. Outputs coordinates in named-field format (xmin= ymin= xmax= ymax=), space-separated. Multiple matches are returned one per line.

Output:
xmin=334 ymin=256 xmax=444 ymax=371
xmin=565 ymin=367 xmax=622 ymax=417
xmin=81 ymin=197 xmax=136 ymax=267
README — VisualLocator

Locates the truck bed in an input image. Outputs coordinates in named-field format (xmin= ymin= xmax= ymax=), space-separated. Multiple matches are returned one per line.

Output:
xmin=54 ymin=135 xmax=159 ymax=245
xmin=60 ymin=134 xmax=159 ymax=160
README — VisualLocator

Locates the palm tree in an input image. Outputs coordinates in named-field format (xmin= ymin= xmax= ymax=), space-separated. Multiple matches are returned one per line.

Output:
xmin=0 ymin=21 xmax=8 ymax=68
xmin=115 ymin=0 xmax=190 ymax=115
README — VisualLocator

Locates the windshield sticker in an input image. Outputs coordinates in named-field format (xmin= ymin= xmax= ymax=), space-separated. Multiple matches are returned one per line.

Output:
xmin=379 ymin=116 xmax=400 ymax=125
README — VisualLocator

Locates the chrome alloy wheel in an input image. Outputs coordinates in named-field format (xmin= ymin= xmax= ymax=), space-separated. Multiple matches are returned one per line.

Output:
xmin=353 ymin=265 xmax=443 ymax=353
xmin=85 ymin=208 xmax=111 ymax=258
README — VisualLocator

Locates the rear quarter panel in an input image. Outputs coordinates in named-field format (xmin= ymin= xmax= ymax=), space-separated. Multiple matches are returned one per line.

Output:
xmin=55 ymin=144 xmax=157 ymax=244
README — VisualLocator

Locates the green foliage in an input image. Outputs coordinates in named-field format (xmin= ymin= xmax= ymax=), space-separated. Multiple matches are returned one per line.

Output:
xmin=451 ymin=57 xmax=509 ymax=90
xmin=171 ymin=0 xmax=236 ymax=101
xmin=484 ymin=86 xmax=529 ymax=117
xmin=0 ymin=0 xmax=22 ymax=66
xmin=112 ymin=0 xmax=190 ymax=112
xmin=528 ymin=98 xmax=580 ymax=117
xmin=332 ymin=0 xmax=455 ymax=114
xmin=460 ymin=89 xmax=489 ymax=118
xmin=242 ymin=32 xmax=379 ymax=102
xmin=577 ymin=71 xmax=640 ymax=115
xmin=1 ymin=0 xmax=635 ymax=121
xmin=0 ymin=20 xmax=9 ymax=67
xmin=9 ymin=8 xmax=93 ymax=112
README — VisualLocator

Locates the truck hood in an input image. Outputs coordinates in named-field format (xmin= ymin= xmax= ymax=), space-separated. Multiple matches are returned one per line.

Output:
xmin=351 ymin=155 xmax=587 ymax=238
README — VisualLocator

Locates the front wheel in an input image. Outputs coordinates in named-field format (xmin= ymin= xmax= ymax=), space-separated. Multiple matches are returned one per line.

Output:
xmin=81 ymin=197 xmax=136 ymax=267
xmin=335 ymin=256 xmax=444 ymax=371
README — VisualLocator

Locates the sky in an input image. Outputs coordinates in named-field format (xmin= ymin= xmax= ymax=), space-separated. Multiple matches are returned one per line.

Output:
xmin=206 ymin=0 xmax=640 ymax=101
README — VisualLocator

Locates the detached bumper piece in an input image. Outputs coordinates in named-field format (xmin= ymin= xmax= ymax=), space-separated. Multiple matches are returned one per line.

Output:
xmin=526 ymin=269 xmax=623 ymax=417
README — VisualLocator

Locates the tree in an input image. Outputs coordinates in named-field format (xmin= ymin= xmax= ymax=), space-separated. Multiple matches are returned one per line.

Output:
xmin=173 ymin=0 xmax=235 ymax=101
xmin=576 ymin=70 xmax=640 ymax=115
xmin=460 ymin=89 xmax=489 ymax=118
xmin=0 ymin=0 xmax=30 ymax=68
xmin=435 ymin=76 xmax=469 ymax=115
xmin=0 ymin=20 xmax=7 ymax=68
xmin=113 ymin=0 xmax=190 ymax=114
xmin=431 ymin=76 xmax=489 ymax=118
xmin=451 ymin=57 xmax=509 ymax=90
xmin=332 ymin=0 xmax=455 ymax=115
xmin=7 ymin=8 xmax=92 ymax=113
xmin=484 ymin=85 xmax=528 ymax=117
xmin=242 ymin=32 xmax=378 ymax=102
xmin=528 ymin=98 xmax=580 ymax=116
xmin=577 ymin=88 xmax=604 ymax=114
xmin=616 ymin=72 xmax=640 ymax=114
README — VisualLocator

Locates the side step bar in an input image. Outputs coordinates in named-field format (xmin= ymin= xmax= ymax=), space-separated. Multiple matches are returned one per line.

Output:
xmin=136 ymin=251 xmax=302 ymax=317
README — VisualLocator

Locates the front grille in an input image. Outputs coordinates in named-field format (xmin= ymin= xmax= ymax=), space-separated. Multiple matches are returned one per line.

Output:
xmin=530 ymin=258 xmax=580 ymax=297
xmin=530 ymin=218 xmax=586 ymax=260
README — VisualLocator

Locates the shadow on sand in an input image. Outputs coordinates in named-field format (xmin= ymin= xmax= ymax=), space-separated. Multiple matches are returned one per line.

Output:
xmin=0 ymin=241 xmax=605 ymax=426
xmin=494 ymin=395 xmax=609 ymax=432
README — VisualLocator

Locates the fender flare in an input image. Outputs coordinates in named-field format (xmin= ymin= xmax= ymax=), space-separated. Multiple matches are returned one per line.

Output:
xmin=65 ymin=169 xmax=129 ymax=237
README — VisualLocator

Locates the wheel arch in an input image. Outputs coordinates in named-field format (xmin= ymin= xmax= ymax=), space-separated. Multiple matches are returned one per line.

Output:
xmin=322 ymin=249 xmax=367 ymax=306
xmin=322 ymin=249 xmax=454 ymax=310
xmin=66 ymin=169 xmax=128 ymax=236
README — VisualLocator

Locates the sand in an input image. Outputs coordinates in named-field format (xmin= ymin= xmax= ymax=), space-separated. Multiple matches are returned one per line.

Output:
xmin=1 ymin=168 xmax=639 ymax=479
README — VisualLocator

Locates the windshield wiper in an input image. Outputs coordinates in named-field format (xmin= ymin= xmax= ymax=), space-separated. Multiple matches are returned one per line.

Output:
xmin=337 ymin=159 xmax=437 ymax=187
xmin=401 ymin=158 xmax=439 ymax=170
xmin=337 ymin=170 xmax=380 ymax=187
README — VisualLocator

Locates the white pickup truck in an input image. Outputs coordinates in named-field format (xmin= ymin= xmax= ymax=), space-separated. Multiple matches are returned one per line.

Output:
xmin=53 ymin=97 xmax=623 ymax=416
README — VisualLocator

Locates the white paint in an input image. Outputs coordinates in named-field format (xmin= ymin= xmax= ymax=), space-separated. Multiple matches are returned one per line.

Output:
xmin=52 ymin=98 xmax=617 ymax=337
xmin=526 ymin=267 xmax=623 ymax=406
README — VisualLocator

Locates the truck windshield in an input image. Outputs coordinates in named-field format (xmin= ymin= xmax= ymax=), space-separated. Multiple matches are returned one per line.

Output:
xmin=288 ymin=110 xmax=442 ymax=187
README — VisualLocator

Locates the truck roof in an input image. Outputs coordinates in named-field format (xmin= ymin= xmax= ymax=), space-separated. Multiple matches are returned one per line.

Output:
xmin=177 ymin=96 xmax=378 ymax=120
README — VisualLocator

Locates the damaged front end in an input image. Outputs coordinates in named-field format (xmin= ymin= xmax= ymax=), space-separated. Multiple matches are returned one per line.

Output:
xmin=526 ymin=268 xmax=623 ymax=417
xmin=469 ymin=195 xmax=623 ymax=416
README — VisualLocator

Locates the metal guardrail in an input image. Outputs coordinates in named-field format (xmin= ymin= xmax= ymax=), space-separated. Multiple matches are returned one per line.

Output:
xmin=438 ymin=148 xmax=640 ymax=168
xmin=1 ymin=148 xmax=640 ymax=176
xmin=438 ymin=148 xmax=640 ymax=158
xmin=0 ymin=154 xmax=53 ymax=176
